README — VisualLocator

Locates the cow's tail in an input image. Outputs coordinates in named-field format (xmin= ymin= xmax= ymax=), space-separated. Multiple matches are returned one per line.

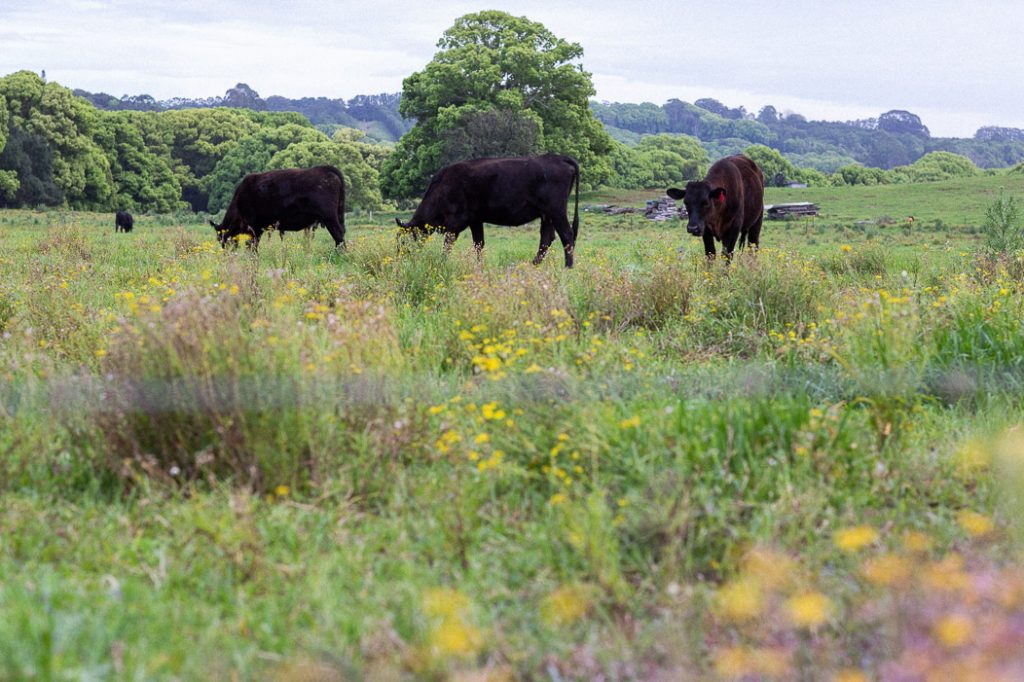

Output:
xmin=568 ymin=157 xmax=580 ymax=240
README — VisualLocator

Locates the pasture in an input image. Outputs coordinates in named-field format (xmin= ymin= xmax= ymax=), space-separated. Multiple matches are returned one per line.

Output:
xmin=1 ymin=177 xmax=1023 ymax=680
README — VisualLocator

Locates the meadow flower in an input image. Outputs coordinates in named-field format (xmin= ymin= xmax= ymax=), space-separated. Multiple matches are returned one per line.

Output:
xmin=619 ymin=416 xmax=641 ymax=429
xmin=861 ymin=554 xmax=911 ymax=586
xmin=541 ymin=584 xmax=591 ymax=626
xmin=714 ymin=647 xmax=788 ymax=679
xmin=956 ymin=511 xmax=995 ymax=538
xmin=423 ymin=588 xmax=470 ymax=620
xmin=716 ymin=577 xmax=764 ymax=622
xmin=932 ymin=613 xmax=972 ymax=649
xmin=834 ymin=526 xmax=878 ymax=553
xmin=784 ymin=591 xmax=833 ymax=628
xmin=901 ymin=530 xmax=933 ymax=553
xmin=429 ymin=620 xmax=483 ymax=658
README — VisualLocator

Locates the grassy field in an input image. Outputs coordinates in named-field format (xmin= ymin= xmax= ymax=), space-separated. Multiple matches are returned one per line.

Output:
xmin=1 ymin=177 xmax=1023 ymax=680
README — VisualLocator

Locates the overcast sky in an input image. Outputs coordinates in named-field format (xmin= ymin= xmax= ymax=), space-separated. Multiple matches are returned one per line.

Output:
xmin=2 ymin=0 xmax=1021 ymax=137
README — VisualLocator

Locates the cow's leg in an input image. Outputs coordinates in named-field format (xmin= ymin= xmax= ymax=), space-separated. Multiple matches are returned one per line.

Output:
xmin=703 ymin=231 xmax=717 ymax=260
xmin=552 ymin=214 xmax=576 ymax=268
xmin=532 ymin=217 xmax=556 ymax=265
xmin=746 ymin=215 xmax=763 ymax=252
xmin=443 ymin=229 xmax=459 ymax=256
xmin=470 ymin=223 xmax=485 ymax=261
xmin=722 ymin=228 xmax=741 ymax=262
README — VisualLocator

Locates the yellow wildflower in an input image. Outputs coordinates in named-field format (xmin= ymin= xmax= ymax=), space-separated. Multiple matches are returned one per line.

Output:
xmin=716 ymin=578 xmax=764 ymax=622
xmin=957 ymin=510 xmax=995 ymax=538
xmin=784 ymin=591 xmax=833 ymax=628
xmin=861 ymin=554 xmax=911 ymax=586
xmin=834 ymin=526 xmax=878 ymax=553
xmin=430 ymin=620 xmax=483 ymax=658
xmin=933 ymin=614 xmax=972 ymax=649
xmin=541 ymin=585 xmax=591 ymax=626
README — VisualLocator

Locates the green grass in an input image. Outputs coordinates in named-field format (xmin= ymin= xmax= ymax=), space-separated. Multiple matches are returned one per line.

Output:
xmin=1 ymin=179 xmax=1023 ymax=680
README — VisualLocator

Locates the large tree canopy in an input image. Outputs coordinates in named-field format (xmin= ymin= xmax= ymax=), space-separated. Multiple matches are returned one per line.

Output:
xmin=381 ymin=10 xmax=612 ymax=199
xmin=0 ymin=71 xmax=114 ymax=208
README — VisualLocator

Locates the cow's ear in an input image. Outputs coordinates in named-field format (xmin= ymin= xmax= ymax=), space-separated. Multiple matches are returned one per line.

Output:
xmin=209 ymin=220 xmax=218 ymax=228
xmin=710 ymin=188 xmax=726 ymax=204
xmin=666 ymin=188 xmax=685 ymax=200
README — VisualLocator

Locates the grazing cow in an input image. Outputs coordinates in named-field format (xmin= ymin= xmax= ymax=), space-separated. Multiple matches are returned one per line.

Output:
xmin=114 ymin=210 xmax=134 ymax=233
xmin=395 ymin=153 xmax=581 ymax=268
xmin=210 ymin=166 xmax=346 ymax=250
xmin=667 ymin=155 xmax=764 ymax=259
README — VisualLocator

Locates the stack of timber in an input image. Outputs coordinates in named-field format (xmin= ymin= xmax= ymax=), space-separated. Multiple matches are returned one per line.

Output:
xmin=645 ymin=197 xmax=686 ymax=221
xmin=765 ymin=202 xmax=819 ymax=219
xmin=584 ymin=204 xmax=638 ymax=216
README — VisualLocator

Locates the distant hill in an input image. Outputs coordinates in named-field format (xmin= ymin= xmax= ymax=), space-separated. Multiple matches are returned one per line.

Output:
xmin=73 ymin=83 xmax=414 ymax=143
xmin=590 ymin=98 xmax=1024 ymax=172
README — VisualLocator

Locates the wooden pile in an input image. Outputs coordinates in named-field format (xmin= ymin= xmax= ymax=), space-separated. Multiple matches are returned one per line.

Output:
xmin=584 ymin=204 xmax=637 ymax=216
xmin=765 ymin=202 xmax=819 ymax=219
xmin=645 ymin=197 xmax=686 ymax=221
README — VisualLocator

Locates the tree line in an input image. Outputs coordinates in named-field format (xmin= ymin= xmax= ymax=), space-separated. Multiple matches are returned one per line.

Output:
xmin=0 ymin=71 xmax=385 ymax=213
xmin=2 ymin=10 xmax=1022 ymax=213
xmin=592 ymin=99 xmax=1024 ymax=173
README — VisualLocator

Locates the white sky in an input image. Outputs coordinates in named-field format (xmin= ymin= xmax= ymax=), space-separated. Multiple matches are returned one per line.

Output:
xmin=1 ymin=0 xmax=1021 ymax=137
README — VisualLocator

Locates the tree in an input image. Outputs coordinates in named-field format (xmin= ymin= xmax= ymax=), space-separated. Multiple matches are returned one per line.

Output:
xmin=161 ymin=108 xmax=262 ymax=210
xmin=380 ymin=10 xmax=612 ymax=198
xmin=438 ymin=106 xmax=541 ymax=167
xmin=94 ymin=111 xmax=184 ymax=212
xmin=743 ymin=145 xmax=799 ymax=187
xmin=892 ymin=151 xmax=977 ymax=183
xmin=635 ymin=134 xmax=708 ymax=184
xmin=0 ymin=70 xmax=114 ymax=209
xmin=757 ymin=105 xmax=779 ymax=125
xmin=0 ymin=126 xmax=63 ymax=206
xmin=878 ymin=110 xmax=929 ymax=138
xmin=222 ymin=83 xmax=266 ymax=110
xmin=0 ymin=95 xmax=16 ymax=201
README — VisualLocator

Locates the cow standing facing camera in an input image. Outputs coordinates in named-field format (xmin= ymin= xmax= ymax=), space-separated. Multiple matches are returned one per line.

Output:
xmin=667 ymin=155 xmax=764 ymax=259
xmin=115 ymin=210 xmax=134 ymax=233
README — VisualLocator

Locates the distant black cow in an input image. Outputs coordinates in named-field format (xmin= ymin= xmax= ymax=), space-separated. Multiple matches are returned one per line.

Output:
xmin=210 ymin=166 xmax=346 ymax=250
xmin=114 ymin=210 xmax=134 ymax=233
xmin=395 ymin=153 xmax=581 ymax=268
xmin=667 ymin=155 xmax=764 ymax=259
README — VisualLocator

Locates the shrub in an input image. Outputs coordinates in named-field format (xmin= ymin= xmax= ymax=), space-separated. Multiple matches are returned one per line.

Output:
xmin=983 ymin=190 xmax=1023 ymax=255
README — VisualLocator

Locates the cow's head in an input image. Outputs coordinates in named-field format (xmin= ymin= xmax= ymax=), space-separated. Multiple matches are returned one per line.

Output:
xmin=667 ymin=183 xmax=725 ymax=238
xmin=394 ymin=217 xmax=440 ymax=242
xmin=210 ymin=219 xmax=255 ymax=248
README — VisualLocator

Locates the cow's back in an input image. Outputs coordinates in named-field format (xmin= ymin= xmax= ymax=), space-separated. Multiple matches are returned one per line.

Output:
xmin=707 ymin=155 xmax=764 ymax=232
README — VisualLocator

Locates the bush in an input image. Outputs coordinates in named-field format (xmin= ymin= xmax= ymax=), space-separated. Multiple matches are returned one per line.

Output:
xmin=983 ymin=190 xmax=1023 ymax=255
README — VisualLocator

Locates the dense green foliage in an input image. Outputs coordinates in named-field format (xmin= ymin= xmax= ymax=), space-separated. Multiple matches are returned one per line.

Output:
xmin=607 ymin=134 xmax=708 ymax=189
xmin=77 ymin=83 xmax=413 ymax=143
xmin=0 ymin=72 xmax=390 ymax=213
xmin=380 ymin=11 xmax=613 ymax=198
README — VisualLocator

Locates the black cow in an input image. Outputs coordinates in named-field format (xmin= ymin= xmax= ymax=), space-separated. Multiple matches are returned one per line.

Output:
xmin=667 ymin=155 xmax=764 ymax=259
xmin=210 ymin=166 xmax=346 ymax=250
xmin=114 ymin=210 xmax=134 ymax=233
xmin=395 ymin=153 xmax=581 ymax=268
